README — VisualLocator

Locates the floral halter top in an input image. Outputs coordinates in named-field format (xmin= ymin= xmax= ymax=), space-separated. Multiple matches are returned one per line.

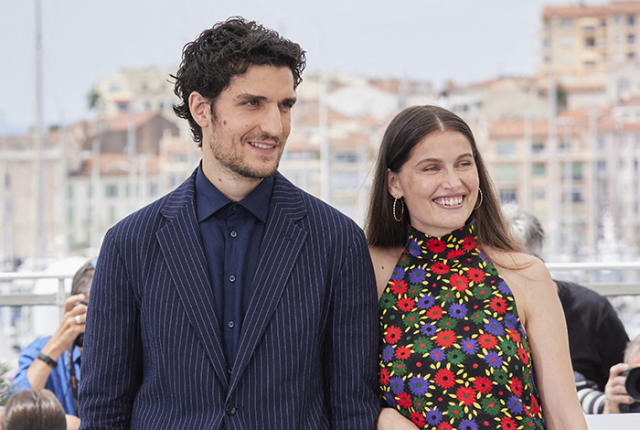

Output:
xmin=379 ymin=222 xmax=545 ymax=429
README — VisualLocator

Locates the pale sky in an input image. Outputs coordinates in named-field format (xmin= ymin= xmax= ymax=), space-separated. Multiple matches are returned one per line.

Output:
xmin=0 ymin=0 xmax=606 ymax=134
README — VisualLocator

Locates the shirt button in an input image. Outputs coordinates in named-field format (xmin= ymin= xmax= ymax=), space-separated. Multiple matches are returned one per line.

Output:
xmin=230 ymin=230 xmax=238 ymax=238
xmin=229 ymin=274 xmax=236 ymax=283
xmin=227 ymin=321 xmax=235 ymax=329
xmin=226 ymin=403 xmax=237 ymax=416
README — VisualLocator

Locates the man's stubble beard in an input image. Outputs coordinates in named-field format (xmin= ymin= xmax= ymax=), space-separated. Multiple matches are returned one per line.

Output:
xmin=207 ymin=134 xmax=281 ymax=180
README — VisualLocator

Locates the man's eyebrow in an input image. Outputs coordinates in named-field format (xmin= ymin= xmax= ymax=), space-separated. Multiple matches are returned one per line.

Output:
xmin=281 ymin=96 xmax=297 ymax=106
xmin=235 ymin=93 xmax=267 ymax=102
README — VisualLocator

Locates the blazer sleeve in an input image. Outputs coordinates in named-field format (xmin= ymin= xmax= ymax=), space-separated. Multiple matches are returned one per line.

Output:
xmin=325 ymin=226 xmax=380 ymax=429
xmin=79 ymin=228 xmax=142 ymax=429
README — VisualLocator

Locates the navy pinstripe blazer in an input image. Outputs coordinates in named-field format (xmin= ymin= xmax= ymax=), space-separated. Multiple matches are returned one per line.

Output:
xmin=78 ymin=170 xmax=380 ymax=429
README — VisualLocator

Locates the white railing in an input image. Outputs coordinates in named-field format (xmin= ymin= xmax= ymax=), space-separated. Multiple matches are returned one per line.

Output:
xmin=0 ymin=260 xmax=638 ymax=312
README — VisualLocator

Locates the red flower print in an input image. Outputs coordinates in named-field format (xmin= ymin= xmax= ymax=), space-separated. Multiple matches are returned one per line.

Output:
xmin=489 ymin=296 xmax=508 ymax=314
xmin=478 ymin=333 xmax=498 ymax=349
xmin=434 ymin=368 xmax=456 ymax=389
xmin=517 ymin=347 xmax=529 ymax=365
xmin=426 ymin=305 xmax=444 ymax=320
xmin=446 ymin=249 xmax=465 ymax=259
xmin=397 ymin=297 xmax=416 ymax=312
xmin=410 ymin=411 xmax=425 ymax=427
xmin=431 ymin=262 xmax=450 ymax=274
xmin=397 ymin=392 xmax=412 ymax=408
xmin=380 ymin=367 xmax=390 ymax=385
xmin=389 ymin=280 xmax=408 ymax=295
xmin=510 ymin=378 xmax=523 ymax=397
xmin=450 ymin=273 xmax=469 ymax=292
xmin=385 ymin=326 xmax=402 ymax=344
xmin=462 ymin=236 xmax=476 ymax=251
xmin=473 ymin=376 xmax=493 ymax=394
xmin=438 ymin=423 xmax=453 ymax=430
xmin=467 ymin=267 xmax=485 ymax=283
xmin=394 ymin=346 xmax=412 ymax=360
xmin=435 ymin=330 xmax=457 ymax=348
xmin=530 ymin=394 xmax=540 ymax=416
xmin=426 ymin=238 xmax=446 ymax=253
xmin=501 ymin=417 xmax=516 ymax=430
xmin=456 ymin=386 xmax=477 ymax=406
xmin=507 ymin=329 xmax=521 ymax=343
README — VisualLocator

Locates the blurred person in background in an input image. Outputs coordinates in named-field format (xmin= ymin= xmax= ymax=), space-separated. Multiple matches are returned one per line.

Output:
xmin=601 ymin=336 xmax=640 ymax=413
xmin=502 ymin=204 xmax=630 ymax=414
xmin=10 ymin=259 xmax=95 ymax=417
xmin=1 ymin=388 xmax=69 ymax=430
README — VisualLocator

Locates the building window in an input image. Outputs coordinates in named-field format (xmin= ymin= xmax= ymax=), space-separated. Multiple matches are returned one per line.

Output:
xmin=572 ymin=163 xmax=583 ymax=180
xmin=533 ymin=163 xmax=546 ymax=176
xmin=496 ymin=165 xmax=518 ymax=183
xmin=105 ymin=184 xmax=118 ymax=198
xmin=560 ymin=18 xmax=573 ymax=28
xmin=533 ymin=188 xmax=546 ymax=199
xmin=585 ymin=36 xmax=596 ymax=47
xmin=499 ymin=189 xmax=517 ymax=203
xmin=572 ymin=191 xmax=584 ymax=203
xmin=628 ymin=14 xmax=636 ymax=26
xmin=496 ymin=141 xmax=516 ymax=155
xmin=628 ymin=51 xmax=636 ymax=60
xmin=628 ymin=34 xmax=636 ymax=44
xmin=109 ymin=206 xmax=116 ymax=223
xmin=532 ymin=142 xmax=545 ymax=153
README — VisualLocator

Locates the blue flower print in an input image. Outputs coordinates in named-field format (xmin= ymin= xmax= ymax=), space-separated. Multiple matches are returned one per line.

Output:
xmin=484 ymin=351 xmax=503 ymax=368
xmin=390 ymin=376 xmax=405 ymax=394
xmin=409 ymin=267 xmax=427 ymax=283
xmin=460 ymin=337 xmax=478 ymax=355
xmin=507 ymin=395 xmax=523 ymax=414
xmin=425 ymin=407 xmax=442 ymax=425
xmin=417 ymin=294 xmax=435 ymax=310
xmin=382 ymin=345 xmax=394 ymax=363
xmin=484 ymin=318 xmax=505 ymax=336
xmin=448 ymin=302 xmax=467 ymax=319
xmin=459 ymin=419 xmax=478 ymax=430
xmin=409 ymin=375 xmax=430 ymax=396
xmin=390 ymin=266 xmax=405 ymax=281
xmin=421 ymin=322 xmax=438 ymax=336
xmin=430 ymin=347 xmax=446 ymax=362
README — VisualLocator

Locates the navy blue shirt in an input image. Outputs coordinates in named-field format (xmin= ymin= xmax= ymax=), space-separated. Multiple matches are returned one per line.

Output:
xmin=195 ymin=165 xmax=272 ymax=366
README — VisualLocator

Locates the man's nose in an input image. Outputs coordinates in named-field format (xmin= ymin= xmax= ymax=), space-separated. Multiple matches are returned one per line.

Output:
xmin=259 ymin=104 xmax=284 ymax=137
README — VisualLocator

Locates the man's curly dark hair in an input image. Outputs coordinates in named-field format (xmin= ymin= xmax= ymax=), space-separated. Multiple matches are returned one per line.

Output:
xmin=172 ymin=17 xmax=306 ymax=145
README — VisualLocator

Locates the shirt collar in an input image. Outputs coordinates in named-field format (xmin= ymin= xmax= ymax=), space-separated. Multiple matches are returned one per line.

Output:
xmin=195 ymin=163 xmax=273 ymax=223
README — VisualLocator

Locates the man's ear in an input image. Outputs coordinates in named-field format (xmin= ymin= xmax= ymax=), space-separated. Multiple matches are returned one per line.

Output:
xmin=188 ymin=91 xmax=212 ymax=128
xmin=387 ymin=168 xmax=403 ymax=199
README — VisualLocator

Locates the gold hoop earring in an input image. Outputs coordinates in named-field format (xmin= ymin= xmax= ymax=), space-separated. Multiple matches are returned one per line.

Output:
xmin=474 ymin=189 xmax=483 ymax=210
xmin=393 ymin=197 xmax=405 ymax=222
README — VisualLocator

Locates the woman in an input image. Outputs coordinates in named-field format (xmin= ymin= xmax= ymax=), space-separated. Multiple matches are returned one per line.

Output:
xmin=367 ymin=106 xmax=586 ymax=429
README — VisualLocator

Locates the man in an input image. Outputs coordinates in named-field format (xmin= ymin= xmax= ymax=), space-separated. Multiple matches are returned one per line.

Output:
xmin=502 ymin=204 xmax=629 ymax=413
xmin=79 ymin=18 xmax=379 ymax=429
xmin=12 ymin=259 xmax=95 ymax=416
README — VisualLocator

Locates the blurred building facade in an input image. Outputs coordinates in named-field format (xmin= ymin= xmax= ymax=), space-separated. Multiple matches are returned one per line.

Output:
xmin=3 ymin=2 xmax=640 ymax=266
xmin=540 ymin=1 xmax=640 ymax=89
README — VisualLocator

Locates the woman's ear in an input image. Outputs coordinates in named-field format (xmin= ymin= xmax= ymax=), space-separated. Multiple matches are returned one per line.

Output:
xmin=387 ymin=168 xmax=403 ymax=199
xmin=188 ymin=91 xmax=212 ymax=128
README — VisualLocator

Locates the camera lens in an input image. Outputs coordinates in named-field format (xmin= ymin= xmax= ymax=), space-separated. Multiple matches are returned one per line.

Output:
xmin=625 ymin=367 xmax=640 ymax=401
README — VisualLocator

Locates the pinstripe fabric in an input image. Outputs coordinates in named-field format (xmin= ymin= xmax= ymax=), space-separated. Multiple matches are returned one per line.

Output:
xmin=79 ymin=170 xmax=380 ymax=429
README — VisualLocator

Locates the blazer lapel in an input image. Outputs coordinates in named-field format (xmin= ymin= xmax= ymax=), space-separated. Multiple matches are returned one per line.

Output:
xmin=156 ymin=172 xmax=228 ymax=387
xmin=227 ymin=174 xmax=307 ymax=396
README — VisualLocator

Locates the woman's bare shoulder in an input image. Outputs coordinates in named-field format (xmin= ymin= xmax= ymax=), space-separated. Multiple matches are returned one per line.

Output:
xmin=368 ymin=245 xmax=404 ymax=298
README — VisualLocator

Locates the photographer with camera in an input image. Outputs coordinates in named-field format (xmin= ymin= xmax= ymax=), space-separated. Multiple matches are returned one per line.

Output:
xmin=11 ymin=259 xmax=95 ymax=419
xmin=603 ymin=336 xmax=640 ymax=414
